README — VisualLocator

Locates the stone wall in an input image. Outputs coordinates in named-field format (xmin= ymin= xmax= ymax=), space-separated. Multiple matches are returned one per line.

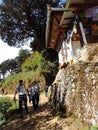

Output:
xmin=49 ymin=44 xmax=98 ymax=126
xmin=75 ymin=43 xmax=98 ymax=62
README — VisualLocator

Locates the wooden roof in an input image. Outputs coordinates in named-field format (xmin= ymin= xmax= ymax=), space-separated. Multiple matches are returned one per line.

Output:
xmin=66 ymin=0 xmax=98 ymax=9
xmin=46 ymin=5 xmax=75 ymax=49
xmin=46 ymin=2 xmax=98 ymax=50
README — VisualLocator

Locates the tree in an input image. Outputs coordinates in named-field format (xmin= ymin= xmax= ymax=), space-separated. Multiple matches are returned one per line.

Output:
xmin=41 ymin=48 xmax=58 ymax=62
xmin=0 ymin=59 xmax=18 ymax=78
xmin=0 ymin=49 xmax=30 ymax=78
xmin=0 ymin=0 xmax=60 ymax=51
xmin=22 ymin=51 xmax=58 ymax=85
xmin=16 ymin=49 xmax=30 ymax=67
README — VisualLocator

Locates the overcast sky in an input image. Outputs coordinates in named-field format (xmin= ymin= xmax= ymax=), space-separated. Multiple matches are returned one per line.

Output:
xmin=0 ymin=39 xmax=32 ymax=64
xmin=0 ymin=40 xmax=19 ymax=64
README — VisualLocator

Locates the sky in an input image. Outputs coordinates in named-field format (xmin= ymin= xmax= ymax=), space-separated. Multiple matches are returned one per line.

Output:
xmin=0 ymin=0 xmax=2 ymax=4
xmin=59 ymin=0 xmax=66 ymax=6
xmin=0 ymin=39 xmax=32 ymax=64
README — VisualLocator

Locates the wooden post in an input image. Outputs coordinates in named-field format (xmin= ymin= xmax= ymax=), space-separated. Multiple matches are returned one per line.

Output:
xmin=79 ymin=21 xmax=87 ymax=45
xmin=63 ymin=40 xmax=68 ymax=63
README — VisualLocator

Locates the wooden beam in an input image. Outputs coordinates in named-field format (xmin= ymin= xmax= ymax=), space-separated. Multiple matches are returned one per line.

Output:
xmin=57 ymin=26 xmax=68 ymax=31
xmin=54 ymin=16 xmax=60 ymax=25
xmin=69 ymin=4 xmax=98 ymax=9
xmin=79 ymin=21 xmax=87 ymax=45
xmin=84 ymin=17 xmax=92 ymax=28
xmin=52 ymin=28 xmax=58 ymax=32
xmin=64 ymin=17 xmax=73 ymax=20
xmin=51 ymin=11 xmax=63 ymax=16
xmin=61 ymin=24 xmax=69 ymax=28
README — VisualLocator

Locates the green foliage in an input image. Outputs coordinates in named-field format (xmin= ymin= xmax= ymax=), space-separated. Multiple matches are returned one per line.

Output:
xmin=16 ymin=49 xmax=30 ymax=67
xmin=0 ymin=50 xmax=58 ymax=88
xmin=41 ymin=48 xmax=58 ymax=62
xmin=0 ymin=59 xmax=16 ymax=72
xmin=0 ymin=97 xmax=18 ymax=126
xmin=0 ymin=97 xmax=12 ymax=111
xmin=22 ymin=51 xmax=58 ymax=85
xmin=0 ymin=49 xmax=31 ymax=79
xmin=0 ymin=70 xmax=39 ymax=89
xmin=0 ymin=97 xmax=17 ymax=111
xmin=91 ymin=126 xmax=98 ymax=130
xmin=0 ymin=98 xmax=12 ymax=120
xmin=22 ymin=51 xmax=44 ymax=72
xmin=80 ymin=126 xmax=90 ymax=130
xmin=0 ymin=59 xmax=18 ymax=79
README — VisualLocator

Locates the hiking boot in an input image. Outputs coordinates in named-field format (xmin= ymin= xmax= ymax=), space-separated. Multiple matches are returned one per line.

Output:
xmin=26 ymin=111 xmax=29 ymax=114
xmin=33 ymin=108 xmax=36 ymax=111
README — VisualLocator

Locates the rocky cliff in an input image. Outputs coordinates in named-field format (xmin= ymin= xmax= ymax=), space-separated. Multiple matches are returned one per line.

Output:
xmin=49 ymin=43 xmax=98 ymax=126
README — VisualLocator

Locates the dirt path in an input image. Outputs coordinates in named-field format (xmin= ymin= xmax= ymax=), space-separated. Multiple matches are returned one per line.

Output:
xmin=0 ymin=94 xmax=89 ymax=130
xmin=0 ymin=93 xmax=48 ymax=106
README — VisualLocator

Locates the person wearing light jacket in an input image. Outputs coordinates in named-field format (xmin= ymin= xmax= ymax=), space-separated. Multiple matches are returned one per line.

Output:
xmin=14 ymin=80 xmax=29 ymax=118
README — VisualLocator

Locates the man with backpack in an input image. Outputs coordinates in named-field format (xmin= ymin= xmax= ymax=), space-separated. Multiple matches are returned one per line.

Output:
xmin=14 ymin=80 xmax=29 ymax=118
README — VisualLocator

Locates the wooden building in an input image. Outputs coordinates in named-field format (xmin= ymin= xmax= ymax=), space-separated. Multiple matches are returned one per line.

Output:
xmin=46 ymin=0 xmax=98 ymax=68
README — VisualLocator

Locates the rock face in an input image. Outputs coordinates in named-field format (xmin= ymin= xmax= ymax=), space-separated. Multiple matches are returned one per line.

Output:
xmin=75 ymin=43 xmax=98 ymax=62
xmin=49 ymin=44 xmax=98 ymax=126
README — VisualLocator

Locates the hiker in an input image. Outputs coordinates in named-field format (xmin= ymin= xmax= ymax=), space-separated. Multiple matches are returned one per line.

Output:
xmin=45 ymin=86 xmax=48 ymax=97
xmin=34 ymin=81 xmax=41 ymax=108
xmin=29 ymin=81 xmax=36 ymax=110
xmin=14 ymin=80 xmax=29 ymax=118
xmin=28 ymin=86 xmax=32 ymax=104
xmin=1 ymin=88 xmax=4 ymax=96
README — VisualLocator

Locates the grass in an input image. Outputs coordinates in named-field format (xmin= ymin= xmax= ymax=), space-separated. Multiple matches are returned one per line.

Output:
xmin=72 ymin=119 xmax=91 ymax=130
xmin=0 ymin=97 xmax=18 ymax=127
xmin=91 ymin=126 xmax=98 ymax=130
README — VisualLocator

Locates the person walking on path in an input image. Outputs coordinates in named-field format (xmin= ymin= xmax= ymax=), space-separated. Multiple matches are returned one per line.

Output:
xmin=1 ymin=88 xmax=4 ymax=96
xmin=34 ymin=81 xmax=41 ymax=108
xmin=14 ymin=80 xmax=29 ymax=118
xmin=45 ymin=86 xmax=48 ymax=97
xmin=29 ymin=81 xmax=36 ymax=111
xmin=28 ymin=86 xmax=32 ymax=104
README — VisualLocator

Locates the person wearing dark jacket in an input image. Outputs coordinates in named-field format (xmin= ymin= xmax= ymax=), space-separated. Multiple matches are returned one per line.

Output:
xmin=30 ymin=81 xmax=36 ymax=110
xmin=34 ymin=81 xmax=40 ymax=108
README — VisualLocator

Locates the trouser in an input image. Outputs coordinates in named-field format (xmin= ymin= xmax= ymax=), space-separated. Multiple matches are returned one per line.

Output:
xmin=31 ymin=95 xmax=36 ymax=110
xmin=19 ymin=94 xmax=28 ymax=117
xmin=28 ymin=94 xmax=32 ymax=103
xmin=35 ymin=93 xmax=39 ymax=108
xmin=45 ymin=90 xmax=48 ymax=97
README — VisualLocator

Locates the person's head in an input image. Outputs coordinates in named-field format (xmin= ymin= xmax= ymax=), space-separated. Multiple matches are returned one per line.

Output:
xmin=34 ymin=81 xmax=38 ymax=86
xmin=31 ymin=81 xmax=34 ymax=86
xmin=19 ymin=80 xmax=23 ymax=85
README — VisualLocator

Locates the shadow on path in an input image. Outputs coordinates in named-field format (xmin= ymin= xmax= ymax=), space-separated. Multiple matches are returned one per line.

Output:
xmin=1 ymin=102 xmax=58 ymax=130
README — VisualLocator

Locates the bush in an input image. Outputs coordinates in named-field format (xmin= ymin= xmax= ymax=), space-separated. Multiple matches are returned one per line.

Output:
xmin=0 ymin=97 xmax=18 ymax=126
